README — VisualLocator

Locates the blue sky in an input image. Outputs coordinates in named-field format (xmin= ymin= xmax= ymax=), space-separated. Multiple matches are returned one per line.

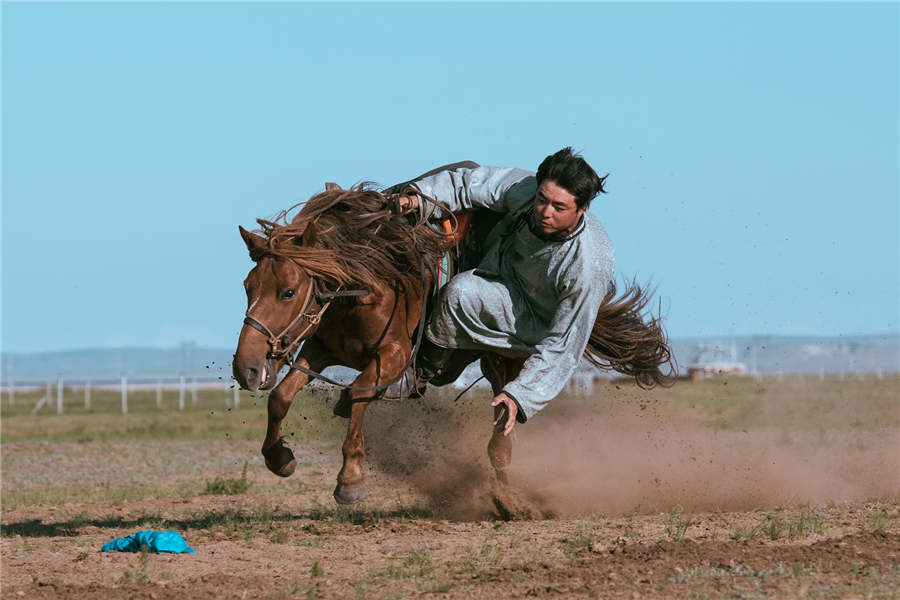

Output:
xmin=2 ymin=2 xmax=897 ymax=353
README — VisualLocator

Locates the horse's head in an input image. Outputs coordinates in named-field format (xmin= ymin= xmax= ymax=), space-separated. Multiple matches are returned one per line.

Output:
xmin=233 ymin=224 xmax=320 ymax=391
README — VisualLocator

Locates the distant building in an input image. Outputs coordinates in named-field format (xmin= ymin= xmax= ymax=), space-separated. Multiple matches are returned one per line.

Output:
xmin=687 ymin=343 xmax=748 ymax=381
xmin=687 ymin=361 xmax=748 ymax=381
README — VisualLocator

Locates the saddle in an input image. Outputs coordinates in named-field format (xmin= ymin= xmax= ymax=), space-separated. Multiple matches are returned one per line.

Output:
xmin=431 ymin=208 xmax=504 ymax=297
xmin=387 ymin=159 xmax=506 ymax=295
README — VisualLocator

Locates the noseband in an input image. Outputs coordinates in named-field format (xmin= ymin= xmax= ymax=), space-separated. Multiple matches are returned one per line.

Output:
xmin=243 ymin=276 xmax=369 ymax=367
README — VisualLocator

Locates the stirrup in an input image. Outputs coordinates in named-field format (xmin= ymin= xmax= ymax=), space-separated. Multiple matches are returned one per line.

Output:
xmin=383 ymin=367 xmax=427 ymax=400
xmin=429 ymin=350 xmax=477 ymax=387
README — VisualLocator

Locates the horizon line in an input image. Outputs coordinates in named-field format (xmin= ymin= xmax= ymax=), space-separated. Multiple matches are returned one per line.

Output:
xmin=2 ymin=331 xmax=899 ymax=357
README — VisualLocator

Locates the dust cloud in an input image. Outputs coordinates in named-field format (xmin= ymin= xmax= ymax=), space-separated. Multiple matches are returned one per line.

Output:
xmin=361 ymin=382 xmax=900 ymax=519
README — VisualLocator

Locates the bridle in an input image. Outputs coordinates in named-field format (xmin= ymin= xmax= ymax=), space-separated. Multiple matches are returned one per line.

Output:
xmin=243 ymin=271 xmax=369 ymax=368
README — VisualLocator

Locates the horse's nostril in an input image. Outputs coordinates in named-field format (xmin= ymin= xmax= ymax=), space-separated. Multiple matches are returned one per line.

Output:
xmin=232 ymin=363 xmax=261 ymax=391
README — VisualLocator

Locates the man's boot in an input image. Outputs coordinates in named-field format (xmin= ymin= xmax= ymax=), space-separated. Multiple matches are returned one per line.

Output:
xmin=383 ymin=338 xmax=455 ymax=400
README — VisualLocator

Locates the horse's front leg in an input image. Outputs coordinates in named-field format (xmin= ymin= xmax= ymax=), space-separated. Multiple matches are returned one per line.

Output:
xmin=333 ymin=341 xmax=409 ymax=505
xmin=262 ymin=338 xmax=334 ymax=477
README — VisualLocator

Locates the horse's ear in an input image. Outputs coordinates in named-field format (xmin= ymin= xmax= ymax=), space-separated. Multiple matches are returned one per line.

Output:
xmin=325 ymin=182 xmax=341 ymax=192
xmin=299 ymin=222 xmax=317 ymax=247
xmin=239 ymin=226 xmax=266 ymax=253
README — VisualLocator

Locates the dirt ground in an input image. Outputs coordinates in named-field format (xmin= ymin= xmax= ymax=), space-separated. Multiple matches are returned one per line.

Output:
xmin=2 ymin=377 xmax=899 ymax=599
xmin=2 ymin=493 xmax=899 ymax=599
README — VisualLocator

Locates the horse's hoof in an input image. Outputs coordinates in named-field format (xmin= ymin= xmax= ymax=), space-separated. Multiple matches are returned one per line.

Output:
xmin=263 ymin=445 xmax=297 ymax=478
xmin=333 ymin=482 xmax=367 ymax=505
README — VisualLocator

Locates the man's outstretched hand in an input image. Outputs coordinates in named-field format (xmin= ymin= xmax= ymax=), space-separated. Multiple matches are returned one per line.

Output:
xmin=491 ymin=392 xmax=518 ymax=436
xmin=386 ymin=192 xmax=420 ymax=215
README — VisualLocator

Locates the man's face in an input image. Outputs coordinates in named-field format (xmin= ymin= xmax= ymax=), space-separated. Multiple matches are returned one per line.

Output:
xmin=533 ymin=179 xmax=585 ymax=238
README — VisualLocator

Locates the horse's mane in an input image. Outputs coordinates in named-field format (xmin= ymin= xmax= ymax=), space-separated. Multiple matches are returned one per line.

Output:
xmin=251 ymin=183 xmax=450 ymax=293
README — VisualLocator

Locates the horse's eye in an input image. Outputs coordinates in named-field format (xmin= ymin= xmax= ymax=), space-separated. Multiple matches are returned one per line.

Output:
xmin=282 ymin=289 xmax=295 ymax=300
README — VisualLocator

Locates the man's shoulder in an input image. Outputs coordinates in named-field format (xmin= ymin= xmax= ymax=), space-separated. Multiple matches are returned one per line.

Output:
xmin=566 ymin=212 xmax=615 ymax=281
xmin=583 ymin=211 xmax=612 ymax=248
xmin=504 ymin=173 xmax=537 ymax=210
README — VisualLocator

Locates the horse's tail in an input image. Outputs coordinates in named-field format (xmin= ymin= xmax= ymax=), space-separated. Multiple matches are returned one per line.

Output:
xmin=584 ymin=280 xmax=677 ymax=388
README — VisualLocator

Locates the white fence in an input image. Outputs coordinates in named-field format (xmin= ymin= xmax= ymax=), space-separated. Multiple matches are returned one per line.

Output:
xmin=1 ymin=373 xmax=263 ymax=415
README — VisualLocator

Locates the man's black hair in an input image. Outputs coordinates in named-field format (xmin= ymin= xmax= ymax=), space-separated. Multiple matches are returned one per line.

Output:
xmin=535 ymin=147 xmax=608 ymax=208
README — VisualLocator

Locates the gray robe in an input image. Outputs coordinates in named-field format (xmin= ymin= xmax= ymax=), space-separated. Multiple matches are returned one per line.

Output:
xmin=408 ymin=166 xmax=615 ymax=421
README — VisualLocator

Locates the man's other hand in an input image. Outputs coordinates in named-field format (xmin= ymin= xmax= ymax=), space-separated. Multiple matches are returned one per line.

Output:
xmin=491 ymin=392 xmax=518 ymax=436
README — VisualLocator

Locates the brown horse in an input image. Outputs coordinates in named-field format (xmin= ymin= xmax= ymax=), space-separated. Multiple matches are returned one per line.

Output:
xmin=232 ymin=184 xmax=674 ymax=505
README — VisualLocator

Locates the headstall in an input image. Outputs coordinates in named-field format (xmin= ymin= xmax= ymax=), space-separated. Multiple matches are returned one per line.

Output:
xmin=243 ymin=273 xmax=369 ymax=368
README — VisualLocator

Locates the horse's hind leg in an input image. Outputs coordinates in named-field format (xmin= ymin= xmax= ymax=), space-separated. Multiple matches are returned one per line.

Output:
xmin=334 ymin=341 xmax=409 ymax=505
xmin=484 ymin=356 xmax=526 ymax=485
xmin=262 ymin=339 xmax=334 ymax=477
xmin=488 ymin=404 xmax=513 ymax=484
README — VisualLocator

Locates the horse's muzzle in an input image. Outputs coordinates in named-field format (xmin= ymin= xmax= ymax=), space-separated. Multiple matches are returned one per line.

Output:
xmin=233 ymin=355 xmax=276 ymax=391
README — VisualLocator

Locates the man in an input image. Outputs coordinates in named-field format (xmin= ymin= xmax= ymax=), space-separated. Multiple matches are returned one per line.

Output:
xmin=387 ymin=147 xmax=614 ymax=436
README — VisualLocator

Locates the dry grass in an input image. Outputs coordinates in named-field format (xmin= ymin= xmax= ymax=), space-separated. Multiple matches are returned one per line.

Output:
xmin=2 ymin=375 xmax=898 ymax=512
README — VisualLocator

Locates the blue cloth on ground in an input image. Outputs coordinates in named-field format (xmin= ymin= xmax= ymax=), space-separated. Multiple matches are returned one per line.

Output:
xmin=101 ymin=530 xmax=196 ymax=554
